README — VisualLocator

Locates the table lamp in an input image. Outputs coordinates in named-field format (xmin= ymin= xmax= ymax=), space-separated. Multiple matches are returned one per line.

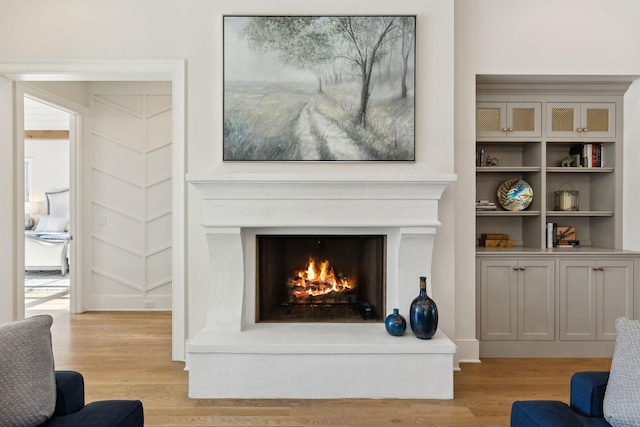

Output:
xmin=25 ymin=200 xmax=42 ymax=230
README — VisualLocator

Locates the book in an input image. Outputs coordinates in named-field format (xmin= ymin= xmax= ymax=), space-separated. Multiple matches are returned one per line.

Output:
xmin=555 ymin=225 xmax=577 ymax=244
xmin=480 ymin=233 xmax=509 ymax=240
xmin=575 ymin=143 xmax=604 ymax=168
xmin=546 ymin=222 xmax=556 ymax=249
xmin=479 ymin=239 xmax=514 ymax=247
xmin=556 ymin=240 xmax=580 ymax=248
xmin=476 ymin=201 xmax=497 ymax=211
xmin=583 ymin=143 xmax=592 ymax=167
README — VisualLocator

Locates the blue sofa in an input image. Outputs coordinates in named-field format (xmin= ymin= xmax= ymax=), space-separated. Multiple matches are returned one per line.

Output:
xmin=511 ymin=371 xmax=610 ymax=427
xmin=40 ymin=371 xmax=144 ymax=426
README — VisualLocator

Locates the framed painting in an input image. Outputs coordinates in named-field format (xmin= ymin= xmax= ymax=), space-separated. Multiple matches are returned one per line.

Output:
xmin=223 ymin=15 xmax=416 ymax=161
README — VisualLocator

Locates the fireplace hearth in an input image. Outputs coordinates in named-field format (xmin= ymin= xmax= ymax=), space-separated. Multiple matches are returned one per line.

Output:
xmin=187 ymin=173 xmax=456 ymax=399
xmin=257 ymin=234 xmax=385 ymax=322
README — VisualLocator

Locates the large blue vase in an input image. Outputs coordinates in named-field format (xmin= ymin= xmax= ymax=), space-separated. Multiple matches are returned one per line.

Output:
xmin=385 ymin=308 xmax=407 ymax=336
xmin=409 ymin=276 xmax=438 ymax=339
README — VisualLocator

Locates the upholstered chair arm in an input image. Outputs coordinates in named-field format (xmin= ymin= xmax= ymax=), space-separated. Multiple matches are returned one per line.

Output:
xmin=570 ymin=371 xmax=610 ymax=418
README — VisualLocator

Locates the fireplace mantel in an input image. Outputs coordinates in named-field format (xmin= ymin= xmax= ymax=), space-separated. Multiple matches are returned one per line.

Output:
xmin=187 ymin=173 xmax=456 ymax=228
xmin=186 ymin=173 xmax=457 ymax=399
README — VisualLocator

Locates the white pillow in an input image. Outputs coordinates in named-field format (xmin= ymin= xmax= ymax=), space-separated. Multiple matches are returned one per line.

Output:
xmin=603 ymin=317 xmax=640 ymax=427
xmin=34 ymin=215 xmax=69 ymax=233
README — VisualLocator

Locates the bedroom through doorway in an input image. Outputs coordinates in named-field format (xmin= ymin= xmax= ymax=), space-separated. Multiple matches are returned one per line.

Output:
xmin=24 ymin=96 xmax=72 ymax=313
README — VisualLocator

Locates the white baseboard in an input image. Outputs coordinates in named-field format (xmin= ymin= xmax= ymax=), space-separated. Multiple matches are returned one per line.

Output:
xmin=456 ymin=338 xmax=480 ymax=364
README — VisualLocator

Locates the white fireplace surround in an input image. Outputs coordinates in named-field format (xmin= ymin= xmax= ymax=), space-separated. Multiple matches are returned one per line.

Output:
xmin=187 ymin=173 xmax=457 ymax=399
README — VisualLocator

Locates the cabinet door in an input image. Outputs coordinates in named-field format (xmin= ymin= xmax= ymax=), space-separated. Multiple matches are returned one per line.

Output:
xmin=477 ymin=102 xmax=541 ymax=138
xmin=597 ymin=260 xmax=633 ymax=340
xmin=559 ymin=260 xmax=596 ymax=340
xmin=477 ymin=103 xmax=507 ymax=138
xmin=507 ymin=103 xmax=541 ymax=137
xmin=581 ymin=103 xmax=615 ymax=138
xmin=518 ymin=260 xmax=555 ymax=340
xmin=547 ymin=102 xmax=615 ymax=138
xmin=480 ymin=259 xmax=517 ymax=340
xmin=547 ymin=103 xmax=581 ymax=137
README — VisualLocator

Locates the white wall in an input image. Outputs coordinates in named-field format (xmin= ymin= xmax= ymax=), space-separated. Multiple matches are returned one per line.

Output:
xmin=623 ymin=81 xmax=640 ymax=251
xmin=455 ymin=0 xmax=640 ymax=362
xmin=87 ymin=82 xmax=173 ymax=311
xmin=184 ymin=0 xmax=456 ymax=343
xmin=25 ymin=140 xmax=70 ymax=208
xmin=10 ymin=0 xmax=640 ymax=365
xmin=27 ymin=82 xmax=91 ymax=108
xmin=0 ymin=0 xmax=457 ymax=356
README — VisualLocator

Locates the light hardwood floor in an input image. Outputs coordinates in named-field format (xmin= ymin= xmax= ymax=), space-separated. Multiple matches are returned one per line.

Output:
xmin=27 ymin=309 xmax=611 ymax=426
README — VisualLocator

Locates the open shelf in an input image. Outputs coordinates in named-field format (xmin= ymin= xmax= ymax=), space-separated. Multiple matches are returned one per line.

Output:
xmin=476 ymin=210 xmax=540 ymax=217
xmin=477 ymin=166 xmax=542 ymax=173
xmin=476 ymin=95 xmax=621 ymax=251
xmin=546 ymin=211 xmax=613 ymax=217
xmin=546 ymin=167 xmax=613 ymax=173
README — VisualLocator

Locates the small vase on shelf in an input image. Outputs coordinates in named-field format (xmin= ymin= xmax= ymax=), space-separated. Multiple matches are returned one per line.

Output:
xmin=409 ymin=276 xmax=438 ymax=340
xmin=385 ymin=308 xmax=407 ymax=336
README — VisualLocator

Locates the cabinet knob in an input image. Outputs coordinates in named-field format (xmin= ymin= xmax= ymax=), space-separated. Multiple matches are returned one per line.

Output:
xmin=508 ymin=128 xmax=514 ymax=132
xmin=583 ymin=128 xmax=588 ymax=132
xmin=513 ymin=266 xmax=519 ymax=270
xmin=592 ymin=266 xmax=605 ymax=271
xmin=502 ymin=127 xmax=509 ymax=132
xmin=577 ymin=127 xmax=583 ymax=132
xmin=520 ymin=266 xmax=525 ymax=271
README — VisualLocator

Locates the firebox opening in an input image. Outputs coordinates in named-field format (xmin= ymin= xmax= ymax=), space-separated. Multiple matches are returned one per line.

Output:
xmin=256 ymin=235 xmax=386 ymax=323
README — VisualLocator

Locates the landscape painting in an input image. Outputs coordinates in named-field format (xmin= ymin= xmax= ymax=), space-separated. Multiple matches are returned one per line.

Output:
xmin=223 ymin=16 xmax=416 ymax=161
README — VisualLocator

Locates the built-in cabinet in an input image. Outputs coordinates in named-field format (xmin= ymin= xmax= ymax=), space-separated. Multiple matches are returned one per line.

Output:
xmin=475 ymin=78 xmax=639 ymax=358
xmin=477 ymin=252 xmax=638 ymax=357
xmin=477 ymin=102 xmax=542 ymax=138
xmin=479 ymin=258 xmax=554 ymax=341
xmin=559 ymin=258 xmax=633 ymax=341
xmin=546 ymin=102 xmax=615 ymax=138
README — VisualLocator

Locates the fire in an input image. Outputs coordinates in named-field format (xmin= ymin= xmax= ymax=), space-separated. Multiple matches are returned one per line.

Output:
xmin=287 ymin=257 xmax=355 ymax=302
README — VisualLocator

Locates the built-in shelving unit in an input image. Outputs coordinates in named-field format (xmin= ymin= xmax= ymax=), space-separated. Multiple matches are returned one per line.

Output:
xmin=475 ymin=77 xmax=640 ymax=358
xmin=475 ymin=82 xmax=626 ymax=251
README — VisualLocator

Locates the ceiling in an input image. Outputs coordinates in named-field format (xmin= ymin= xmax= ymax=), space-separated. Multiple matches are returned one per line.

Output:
xmin=24 ymin=97 xmax=70 ymax=131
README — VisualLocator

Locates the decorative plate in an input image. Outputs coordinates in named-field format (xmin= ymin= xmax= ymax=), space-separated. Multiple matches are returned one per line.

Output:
xmin=497 ymin=179 xmax=533 ymax=211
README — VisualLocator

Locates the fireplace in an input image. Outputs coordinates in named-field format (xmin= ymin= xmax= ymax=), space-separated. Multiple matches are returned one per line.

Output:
xmin=186 ymin=173 xmax=456 ymax=399
xmin=257 ymin=235 xmax=385 ymax=322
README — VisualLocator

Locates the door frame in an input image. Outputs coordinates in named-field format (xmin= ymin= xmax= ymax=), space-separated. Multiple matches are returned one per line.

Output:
xmin=18 ymin=85 xmax=86 ymax=315
xmin=0 ymin=60 xmax=186 ymax=361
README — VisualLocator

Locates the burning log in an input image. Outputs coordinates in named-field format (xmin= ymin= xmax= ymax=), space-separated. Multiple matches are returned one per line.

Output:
xmin=286 ymin=256 xmax=356 ymax=304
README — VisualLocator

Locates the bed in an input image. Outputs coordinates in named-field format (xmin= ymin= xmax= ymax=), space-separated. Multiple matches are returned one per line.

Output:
xmin=25 ymin=189 xmax=70 ymax=275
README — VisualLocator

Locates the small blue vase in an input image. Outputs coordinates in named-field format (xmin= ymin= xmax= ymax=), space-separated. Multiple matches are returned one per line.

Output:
xmin=385 ymin=308 xmax=407 ymax=336
xmin=409 ymin=276 xmax=438 ymax=340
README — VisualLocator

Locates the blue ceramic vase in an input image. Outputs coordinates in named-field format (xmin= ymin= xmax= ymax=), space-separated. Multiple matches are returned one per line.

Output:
xmin=385 ymin=308 xmax=407 ymax=336
xmin=409 ymin=276 xmax=438 ymax=339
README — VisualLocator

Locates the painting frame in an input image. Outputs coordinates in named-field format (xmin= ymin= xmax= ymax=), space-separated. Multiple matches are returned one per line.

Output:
xmin=223 ymin=15 xmax=416 ymax=162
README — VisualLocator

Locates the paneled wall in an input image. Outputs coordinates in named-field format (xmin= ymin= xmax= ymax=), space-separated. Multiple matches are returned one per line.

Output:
xmin=86 ymin=83 xmax=172 ymax=310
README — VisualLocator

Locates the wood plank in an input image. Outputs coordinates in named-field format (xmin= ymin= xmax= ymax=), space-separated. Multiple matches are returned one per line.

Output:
xmin=25 ymin=309 xmax=611 ymax=426
xmin=25 ymin=130 xmax=70 ymax=139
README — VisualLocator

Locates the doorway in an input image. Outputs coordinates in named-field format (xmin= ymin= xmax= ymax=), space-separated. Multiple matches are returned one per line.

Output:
xmin=23 ymin=95 xmax=74 ymax=313
xmin=1 ymin=60 xmax=186 ymax=361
